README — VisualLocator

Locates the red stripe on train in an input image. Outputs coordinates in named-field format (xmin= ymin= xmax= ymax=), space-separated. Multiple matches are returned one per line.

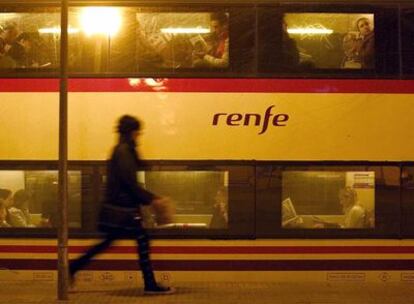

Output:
xmin=2 ymin=245 xmax=414 ymax=254
xmin=1 ymin=79 xmax=414 ymax=93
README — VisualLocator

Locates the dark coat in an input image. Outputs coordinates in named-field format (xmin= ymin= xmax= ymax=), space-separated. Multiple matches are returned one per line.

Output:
xmin=358 ymin=32 xmax=375 ymax=69
xmin=99 ymin=137 xmax=155 ymax=232
xmin=7 ymin=42 xmax=28 ymax=67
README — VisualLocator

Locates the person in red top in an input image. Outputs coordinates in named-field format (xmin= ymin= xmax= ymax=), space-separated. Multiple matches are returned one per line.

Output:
xmin=194 ymin=12 xmax=229 ymax=68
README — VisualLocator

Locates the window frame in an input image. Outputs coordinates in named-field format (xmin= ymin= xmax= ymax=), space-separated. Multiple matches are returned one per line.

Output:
xmin=0 ymin=5 xmax=61 ymax=78
xmin=0 ymin=2 xmax=402 ymax=79
xmin=255 ymin=162 xmax=402 ymax=239
xmin=257 ymin=4 xmax=400 ymax=79
xmin=0 ymin=161 xmax=92 ymax=237
xmin=64 ymin=5 xmax=256 ymax=77
xmin=0 ymin=160 xmax=256 ymax=239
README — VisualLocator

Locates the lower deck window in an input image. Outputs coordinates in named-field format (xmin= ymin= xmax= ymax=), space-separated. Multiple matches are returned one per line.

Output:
xmin=281 ymin=171 xmax=375 ymax=229
xmin=0 ymin=170 xmax=81 ymax=229
xmin=141 ymin=171 xmax=229 ymax=229
xmin=101 ymin=170 xmax=229 ymax=230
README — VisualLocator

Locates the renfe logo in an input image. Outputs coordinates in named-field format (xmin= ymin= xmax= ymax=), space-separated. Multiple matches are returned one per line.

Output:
xmin=212 ymin=105 xmax=289 ymax=135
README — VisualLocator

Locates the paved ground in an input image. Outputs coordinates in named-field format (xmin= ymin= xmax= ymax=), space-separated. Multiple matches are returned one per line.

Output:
xmin=1 ymin=281 xmax=414 ymax=304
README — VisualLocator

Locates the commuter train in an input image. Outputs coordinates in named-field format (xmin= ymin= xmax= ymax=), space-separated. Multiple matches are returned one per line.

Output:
xmin=1 ymin=0 xmax=414 ymax=284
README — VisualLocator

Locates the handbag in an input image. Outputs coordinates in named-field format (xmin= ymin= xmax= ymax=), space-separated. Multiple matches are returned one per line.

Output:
xmin=151 ymin=197 xmax=175 ymax=226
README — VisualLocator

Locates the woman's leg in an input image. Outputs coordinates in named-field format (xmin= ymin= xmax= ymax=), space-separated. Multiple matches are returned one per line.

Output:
xmin=134 ymin=221 xmax=174 ymax=294
xmin=69 ymin=233 xmax=116 ymax=277
xmin=134 ymin=224 xmax=156 ymax=288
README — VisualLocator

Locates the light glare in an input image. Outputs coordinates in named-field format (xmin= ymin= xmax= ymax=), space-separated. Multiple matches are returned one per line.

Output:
xmin=287 ymin=28 xmax=334 ymax=35
xmin=80 ymin=7 xmax=122 ymax=37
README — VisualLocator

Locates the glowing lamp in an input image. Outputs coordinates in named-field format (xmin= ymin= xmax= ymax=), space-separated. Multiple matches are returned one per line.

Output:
xmin=80 ymin=7 xmax=122 ymax=37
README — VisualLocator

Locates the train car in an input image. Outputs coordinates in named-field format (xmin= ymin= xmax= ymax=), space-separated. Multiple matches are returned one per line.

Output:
xmin=1 ymin=0 xmax=414 ymax=285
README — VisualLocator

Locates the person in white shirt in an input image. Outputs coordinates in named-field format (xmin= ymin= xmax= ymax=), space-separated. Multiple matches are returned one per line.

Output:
xmin=339 ymin=187 xmax=366 ymax=228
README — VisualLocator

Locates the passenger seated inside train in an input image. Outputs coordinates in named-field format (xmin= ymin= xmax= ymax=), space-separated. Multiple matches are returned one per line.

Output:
xmin=0 ymin=11 xmax=57 ymax=70
xmin=0 ymin=199 xmax=11 ymax=227
xmin=281 ymin=170 xmax=375 ymax=229
xmin=135 ymin=12 xmax=229 ymax=70
xmin=192 ymin=12 xmax=229 ymax=69
xmin=313 ymin=187 xmax=368 ymax=229
xmin=209 ymin=186 xmax=228 ymax=229
xmin=282 ymin=188 xmax=371 ymax=229
xmin=283 ymin=13 xmax=375 ymax=70
xmin=0 ymin=188 xmax=13 ymax=227
xmin=8 ymin=189 xmax=35 ymax=227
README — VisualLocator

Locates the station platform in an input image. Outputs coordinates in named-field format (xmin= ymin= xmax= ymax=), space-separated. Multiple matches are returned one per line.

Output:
xmin=1 ymin=280 xmax=414 ymax=304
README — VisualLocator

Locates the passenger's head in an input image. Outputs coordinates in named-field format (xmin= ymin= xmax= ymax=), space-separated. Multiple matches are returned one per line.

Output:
xmin=15 ymin=32 xmax=33 ymax=51
xmin=356 ymin=17 xmax=372 ymax=36
xmin=210 ymin=13 xmax=228 ymax=36
xmin=117 ymin=115 xmax=142 ymax=141
xmin=339 ymin=187 xmax=357 ymax=209
xmin=0 ymin=23 xmax=18 ymax=43
xmin=13 ymin=189 xmax=30 ymax=209
xmin=0 ymin=189 xmax=13 ymax=207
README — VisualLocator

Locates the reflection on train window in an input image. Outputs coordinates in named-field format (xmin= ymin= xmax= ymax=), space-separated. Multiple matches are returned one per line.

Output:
xmin=0 ymin=12 xmax=59 ymax=70
xmin=281 ymin=171 xmax=375 ymax=229
xmin=0 ymin=170 xmax=81 ymax=228
xmin=138 ymin=171 xmax=228 ymax=229
xmin=283 ymin=13 xmax=375 ymax=70
xmin=69 ymin=8 xmax=229 ymax=72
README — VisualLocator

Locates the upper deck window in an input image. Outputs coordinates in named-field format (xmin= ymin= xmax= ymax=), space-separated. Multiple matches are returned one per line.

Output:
xmin=68 ymin=8 xmax=230 ymax=73
xmin=137 ymin=12 xmax=229 ymax=70
xmin=0 ymin=12 xmax=59 ymax=71
xmin=282 ymin=13 xmax=375 ymax=71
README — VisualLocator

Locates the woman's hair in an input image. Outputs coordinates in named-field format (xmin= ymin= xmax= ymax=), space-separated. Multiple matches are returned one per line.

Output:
xmin=117 ymin=115 xmax=141 ymax=135
xmin=0 ymin=188 xmax=12 ymax=200
xmin=211 ymin=12 xmax=229 ymax=26
xmin=339 ymin=186 xmax=357 ymax=204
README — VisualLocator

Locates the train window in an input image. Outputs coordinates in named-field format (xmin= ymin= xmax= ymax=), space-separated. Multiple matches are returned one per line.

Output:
xmin=68 ymin=8 xmax=230 ymax=73
xmin=0 ymin=12 xmax=59 ymax=71
xmin=0 ymin=170 xmax=81 ymax=229
xmin=256 ymin=165 xmax=400 ymax=238
xmin=281 ymin=171 xmax=375 ymax=229
xmin=101 ymin=170 xmax=229 ymax=229
xmin=283 ymin=13 xmax=375 ymax=70
xmin=402 ymin=9 xmax=414 ymax=77
xmin=142 ymin=171 xmax=228 ymax=229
